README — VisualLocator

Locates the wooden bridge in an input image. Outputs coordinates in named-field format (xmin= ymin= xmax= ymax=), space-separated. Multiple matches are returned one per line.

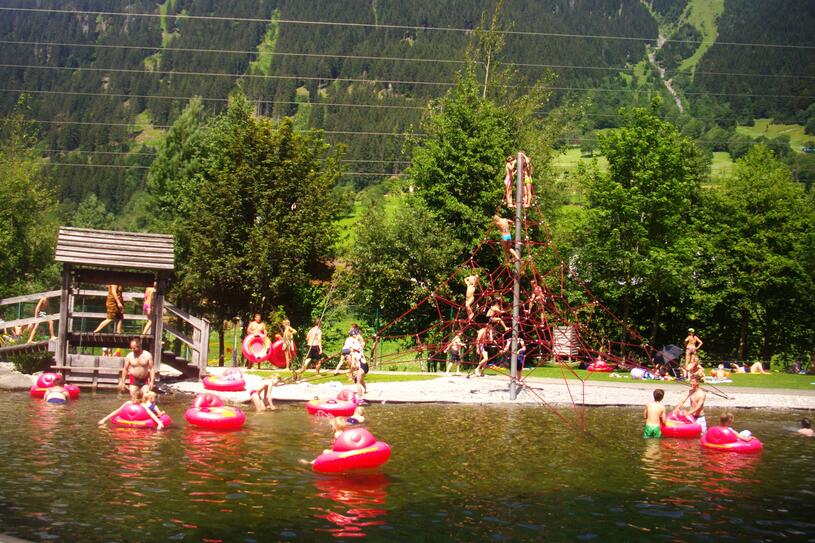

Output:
xmin=0 ymin=228 xmax=210 ymax=388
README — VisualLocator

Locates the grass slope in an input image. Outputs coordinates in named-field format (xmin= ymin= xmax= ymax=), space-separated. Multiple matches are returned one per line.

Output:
xmin=737 ymin=119 xmax=811 ymax=154
xmin=678 ymin=0 xmax=725 ymax=74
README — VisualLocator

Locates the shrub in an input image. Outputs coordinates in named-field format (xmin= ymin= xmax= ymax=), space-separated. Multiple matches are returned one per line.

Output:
xmin=10 ymin=352 xmax=52 ymax=374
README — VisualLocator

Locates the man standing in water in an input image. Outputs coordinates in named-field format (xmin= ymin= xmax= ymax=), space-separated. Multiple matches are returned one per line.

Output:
xmin=118 ymin=338 xmax=155 ymax=401
xmin=673 ymin=376 xmax=707 ymax=432
xmin=299 ymin=319 xmax=323 ymax=376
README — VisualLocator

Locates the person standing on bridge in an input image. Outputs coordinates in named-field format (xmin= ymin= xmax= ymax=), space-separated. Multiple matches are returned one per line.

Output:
xmin=94 ymin=284 xmax=124 ymax=334
xmin=27 ymin=296 xmax=56 ymax=343
xmin=118 ymin=338 xmax=155 ymax=401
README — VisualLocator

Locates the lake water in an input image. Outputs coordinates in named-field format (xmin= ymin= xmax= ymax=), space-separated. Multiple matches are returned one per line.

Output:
xmin=0 ymin=392 xmax=813 ymax=542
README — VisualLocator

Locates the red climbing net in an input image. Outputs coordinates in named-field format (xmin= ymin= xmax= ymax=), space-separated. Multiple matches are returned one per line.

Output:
xmin=369 ymin=194 xmax=659 ymax=431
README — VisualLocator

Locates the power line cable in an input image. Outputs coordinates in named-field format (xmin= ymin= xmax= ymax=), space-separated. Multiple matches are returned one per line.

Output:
xmin=2 ymin=6 xmax=814 ymax=49
xmin=4 ymin=88 xmax=811 ymax=125
xmin=3 ymin=64 xmax=811 ymax=99
xmin=2 ymin=39 xmax=813 ymax=79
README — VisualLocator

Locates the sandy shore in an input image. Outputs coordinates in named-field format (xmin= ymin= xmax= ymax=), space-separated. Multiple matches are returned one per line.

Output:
xmin=169 ymin=367 xmax=815 ymax=411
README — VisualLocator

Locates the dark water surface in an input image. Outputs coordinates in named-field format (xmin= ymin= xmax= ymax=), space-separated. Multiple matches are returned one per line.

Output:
xmin=0 ymin=392 xmax=813 ymax=542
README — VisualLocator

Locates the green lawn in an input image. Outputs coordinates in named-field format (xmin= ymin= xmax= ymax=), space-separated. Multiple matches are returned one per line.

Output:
xmin=505 ymin=366 xmax=815 ymax=390
xmin=737 ymin=119 xmax=810 ymax=153
xmin=710 ymin=151 xmax=734 ymax=179
xmin=677 ymin=0 xmax=725 ymax=73
xmin=551 ymin=147 xmax=608 ymax=173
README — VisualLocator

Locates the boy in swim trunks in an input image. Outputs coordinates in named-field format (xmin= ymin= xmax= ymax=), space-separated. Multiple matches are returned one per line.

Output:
xmin=474 ymin=325 xmax=494 ymax=377
xmin=493 ymin=215 xmax=520 ymax=263
xmin=142 ymin=281 xmax=156 ymax=335
xmin=673 ymin=376 xmax=707 ymax=432
xmin=445 ymin=332 xmax=464 ymax=375
xmin=643 ymin=388 xmax=666 ymax=438
xmin=299 ymin=319 xmax=323 ymax=376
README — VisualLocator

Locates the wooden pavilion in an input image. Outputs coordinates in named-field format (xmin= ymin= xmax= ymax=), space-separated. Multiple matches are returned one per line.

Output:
xmin=53 ymin=227 xmax=173 ymax=385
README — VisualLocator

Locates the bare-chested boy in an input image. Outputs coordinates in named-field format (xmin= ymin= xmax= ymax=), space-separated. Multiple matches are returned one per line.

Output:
xmin=673 ymin=376 xmax=707 ymax=432
xmin=487 ymin=300 xmax=509 ymax=332
xmin=299 ymin=319 xmax=323 ymax=375
xmin=503 ymin=155 xmax=517 ymax=208
xmin=474 ymin=325 xmax=494 ymax=377
xmin=464 ymin=274 xmax=479 ymax=319
xmin=445 ymin=331 xmax=465 ymax=375
xmin=643 ymin=388 xmax=667 ymax=438
xmin=519 ymin=150 xmax=533 ymax=208
xmin=27 ymin=296 xmax=56 ymax=343
xmin=493 ymin=215 xmax=520 ymax=262
xmin=119 ymin=338 xmax=155 ymax=401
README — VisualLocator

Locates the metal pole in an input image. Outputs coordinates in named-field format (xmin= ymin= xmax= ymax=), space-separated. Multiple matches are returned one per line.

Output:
xmin=510 ymin=151 xmax=524 ymax=400
xmin=232 ymin=317 xmax=241 ymax=367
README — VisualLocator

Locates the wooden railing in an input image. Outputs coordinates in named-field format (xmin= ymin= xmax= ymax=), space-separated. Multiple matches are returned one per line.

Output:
xmin=1 ymin=289 xmax=210 ymax=376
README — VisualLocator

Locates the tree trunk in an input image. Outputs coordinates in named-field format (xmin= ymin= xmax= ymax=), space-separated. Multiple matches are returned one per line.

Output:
xmin=737 ymin=309 xmax=748 ymax=361
xmin=649 ymin=296 xmax=661 ymax=346
xmin=218 ymin=326 xmax=225 ymax=366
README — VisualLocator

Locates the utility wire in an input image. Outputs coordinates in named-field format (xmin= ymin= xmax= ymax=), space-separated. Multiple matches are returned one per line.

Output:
xmin=3 ymin=38 xmax=813 ymax=79
xmin=3 ymin=88 xmax=811 ymax=125
xmin=2 ymin=6 xmax=814 ymax=49
xmin=2 ymin=64 xmax=811 ymax=99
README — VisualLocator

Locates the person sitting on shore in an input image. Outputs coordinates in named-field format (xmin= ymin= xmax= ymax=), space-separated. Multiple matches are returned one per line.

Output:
xmin=643 ymin=389 xmax=667 ymax=439
xmin=750 ymin=361 xmax=769 ymax=374
xmin=798 ymin=418 xmax=814 ymax=437
xmin=730 ymin=362 xmax=747 ymax=373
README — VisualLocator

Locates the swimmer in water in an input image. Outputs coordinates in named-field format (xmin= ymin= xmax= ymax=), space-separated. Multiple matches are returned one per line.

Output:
xmin=799 ymin=418 xmax=814 ymax=437
xmin=142 ymin=390 xmax=165 ymax=417
xmin=44 ymin=385 xmax=69 ymax=404
xmin=97 ymin=389 xmax=164 ymax=430
xmin=346 ymin=406 xmax=366 ymax=425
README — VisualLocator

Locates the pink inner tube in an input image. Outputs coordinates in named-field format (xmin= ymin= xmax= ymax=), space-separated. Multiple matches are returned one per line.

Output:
xmin=661 ymin=412 xmax=702 ymax=438
xmin=242 ymin=334 xmax=272 ymax=363
xmin=202 ymin=375 xmax=246 ymax=392
xmin=336 ymin=389 xmax=358 ymax=403
xmin=701 ymin=426 xmax=764 ymax=453
xmin=269 ymin=339 xmax=287 ymax=369
xmin=587 ymin=363 xmax=613 ymax=372
xmin=29 ymin=383 xmax=80 ymax=400
xmin=185 ymin=406 xmax=246 ymax=431
xmin=110 ymin=403 xmax=172 ymax=429
xmin=306 ymin=399 xmax=358 ymax=417
xmin=313 ymin=441 xmax=392 ymax=473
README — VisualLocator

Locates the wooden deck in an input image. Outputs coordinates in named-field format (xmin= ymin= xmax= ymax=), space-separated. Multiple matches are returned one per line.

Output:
xmin=65 ymin=332 xmax=152 ymax=349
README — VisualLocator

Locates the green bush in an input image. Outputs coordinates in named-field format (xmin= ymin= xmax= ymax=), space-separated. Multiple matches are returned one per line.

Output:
xmin=10 ymin=352 xmax=53 ymax=374
xmin=769 ymin=353 xmax=794 ymax=372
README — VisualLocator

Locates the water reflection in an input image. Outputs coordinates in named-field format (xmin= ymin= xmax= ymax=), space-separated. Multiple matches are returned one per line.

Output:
xmin=313 ymin=473 xmax=389 ymax=538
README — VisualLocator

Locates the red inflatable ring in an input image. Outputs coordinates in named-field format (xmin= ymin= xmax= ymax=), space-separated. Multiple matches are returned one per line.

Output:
xmin=203 ymin=369 xmax=246 ymax=392
xmin=185 ymin=393 xmax=246 ymax=431
xmin=242 ymin=334 xmax=272 ymax=364
xmin=587 ymin=361 xmax=613 ymax=372
xmin=306 ymin=398 xmax=357 ymax=417
xmin=701 ymin=426 xmax=763 ymax=453
xmin=312 ymin=428 xmax=391 ymax=473
xmin=268 ymin=339 xmax=287 ymax=369
xmin=29 ymin=373 xmax=80 ymax=399
xmin=110 ymin=403 xmax=172 ymax=429
xmin=661 ymin=412 xmax=702 ymax=438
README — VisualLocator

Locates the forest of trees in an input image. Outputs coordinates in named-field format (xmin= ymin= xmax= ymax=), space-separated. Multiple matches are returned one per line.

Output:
xmin=1 ymin=1 xmax=814 ymax=364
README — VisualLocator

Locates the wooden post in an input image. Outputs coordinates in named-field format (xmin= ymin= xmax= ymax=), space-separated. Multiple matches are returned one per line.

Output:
xmin=152 ymin=275 xmax=165 ymax=377
xmin=56 ymin=265 xmax=72 ymax=366
xmin=199 ymin=318 xmax=210 ymax=378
